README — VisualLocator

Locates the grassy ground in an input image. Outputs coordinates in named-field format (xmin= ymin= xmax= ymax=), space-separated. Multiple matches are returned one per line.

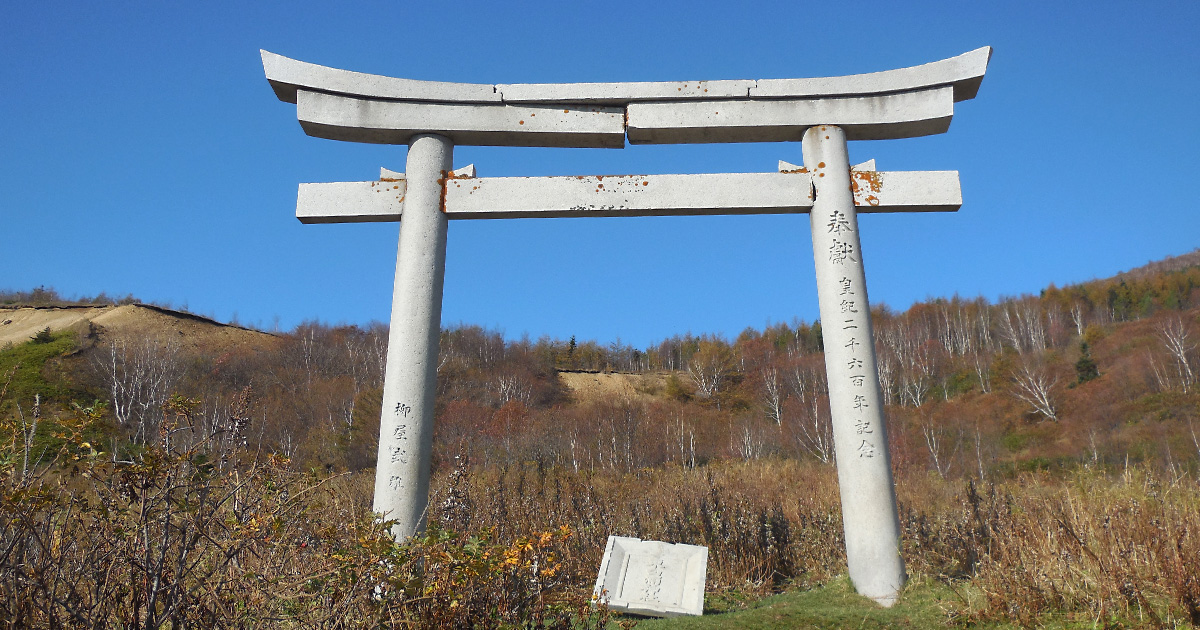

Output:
xmin=619 ymin=576 xmax=1157 ymax=629
xmin=0 ymin=330 xmax=78 ymax=410
xmin=621 ymin=577 xmax=953 ymax=630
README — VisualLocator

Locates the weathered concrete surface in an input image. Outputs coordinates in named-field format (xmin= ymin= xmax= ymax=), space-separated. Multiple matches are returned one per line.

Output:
xmin=498 ymin=79 xmax=754 ymax=104
xmin=297 ymin=90 xmax=626 ymax=148
xmin=372 ymin=134 xmax=452 ymax=539
xmin=850 ymin=170 xmax=960 ymax=211
xmin=297 ymin=180 xmax=405 ymax=224
xmin=752 ymin=46 xmax=991 ymax=102
xmin=263 ymin=47 xmax=989 ymax=106
xmin=804 ymin=125 xmax=906 ymax=606
xmin=261 ymin=50 xmax=500 ymax=104
xmin=296 ymin=168 xmax=960 ymax=223
xmin=593 ymin=536 xmax=708 ymax=617
xmin=626 ymin=86 xmax=954 ymax=144
xmin=263 ymin=48 xmax=990 ymax=145
xmin=444 ymin=172 xmax=814 ymax=218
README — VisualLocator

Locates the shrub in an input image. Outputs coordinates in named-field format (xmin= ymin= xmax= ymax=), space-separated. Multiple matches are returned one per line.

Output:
xmin=31 ymin=327 xmax=53 ymax=344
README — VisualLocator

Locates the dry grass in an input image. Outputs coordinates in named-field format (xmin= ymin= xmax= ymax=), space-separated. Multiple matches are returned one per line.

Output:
xmin=425 ymin=460 xmax=1200 ymax=627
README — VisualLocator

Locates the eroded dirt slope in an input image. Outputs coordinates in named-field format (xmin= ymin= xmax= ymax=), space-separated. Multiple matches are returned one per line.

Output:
xmin=0 ymin=304 xmax=276 ymax=351
xmin=557 ymin=370 xmax=677 ymax=403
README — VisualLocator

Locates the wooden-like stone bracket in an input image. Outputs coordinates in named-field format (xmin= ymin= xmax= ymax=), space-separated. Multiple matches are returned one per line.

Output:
xmin=779 ymin=159 xmax=874 ymax=172
xmin=380 ymin=164 xmax=475 ymax=182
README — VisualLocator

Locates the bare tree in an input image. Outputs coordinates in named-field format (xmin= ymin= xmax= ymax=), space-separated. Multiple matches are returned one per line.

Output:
xmin=1044 ymin=303 xmax=1070 ymax=349
xmin=1156 ymin=317 xmax=1196 ymax=392
xmin=874 ymin=339 xmax=897 ymax=405
xmin=796 ymin=397 xmax=835 ymax=464
xmin=687 ymin=339 xmax=735 ymax=400
xmin=1148 ymin=351 xmax=1174 ymax=393
xmin=1069 ymin=301 xmax=1088 ymax=337
xmin=973 ymin=421 xmax=990 ymax=480
xmin=920 ymin=414 xmax=962 ymax=479
xmin=96 ymin=334 xmax=183 ymax=443
xmin=937 ymin=299 xmax=978 ymax=358
xmin=880 ymin=318 xmax=942 ymax=407
xmin=734 ymin=421 xmax=766 ymax=461
xmin=998 ymin=299 xmax=1047 ymax=354
xmin=784 ymin=360 xmax=834 ymax=463
xmin=675 ymin=414 xmax=697 ymax=468
xmin=1008 ymin=358 xmax=1059 ymax=422
xmin=495 ymin=374 xmax=533 ymax=405
xmin=970 ymin=355 xmax=992 ymax=394
xmin=760 ymin=367 xmax=784 ymax=425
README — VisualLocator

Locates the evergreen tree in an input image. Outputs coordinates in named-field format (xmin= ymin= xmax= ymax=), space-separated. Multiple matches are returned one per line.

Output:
xmin=1075 ymin=341 xmax=1100 ymax=384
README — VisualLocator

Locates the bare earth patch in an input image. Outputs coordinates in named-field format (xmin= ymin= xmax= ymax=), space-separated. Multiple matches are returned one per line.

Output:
xmin=0 ymin=304 xmax=276 ymax=351
xmin=558 ymin=370 xmax=676 ymax=404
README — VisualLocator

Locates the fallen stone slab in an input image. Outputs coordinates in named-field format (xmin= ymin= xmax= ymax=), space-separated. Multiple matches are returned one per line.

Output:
xmin=593 ymin=536 xmax=708 ymax=617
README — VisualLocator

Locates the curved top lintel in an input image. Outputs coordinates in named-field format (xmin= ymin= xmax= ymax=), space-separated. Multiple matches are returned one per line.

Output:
xmin=261 ymin=50 xmax=500 ymax=105
xmin=752 ymin=47 xmax=992 ymax=103
xmin=262 ymin=47 xmax=992 ymax=106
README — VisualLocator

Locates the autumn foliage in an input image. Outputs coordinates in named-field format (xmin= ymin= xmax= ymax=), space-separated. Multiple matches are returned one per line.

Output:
xmin=2 ymin=249 xmax=1200 ymax=626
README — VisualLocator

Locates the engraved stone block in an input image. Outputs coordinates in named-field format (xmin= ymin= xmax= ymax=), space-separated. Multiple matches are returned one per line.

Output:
xmin=592 ymin=536 xmax=707 ymax=617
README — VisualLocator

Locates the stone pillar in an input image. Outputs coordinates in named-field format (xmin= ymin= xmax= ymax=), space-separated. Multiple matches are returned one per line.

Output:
xmin=803 ymin=125 xmax=906 ymax=605
xmin=373 ymin=133 xmax=452 ymax=539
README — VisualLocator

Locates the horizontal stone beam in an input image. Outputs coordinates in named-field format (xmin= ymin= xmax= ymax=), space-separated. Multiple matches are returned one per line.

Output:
xmin=262 ymin=50 xmax=500 ymax=105
xmin=497 ymin=79 xmax=756 ymax=105
xmin=264 ymin=48 xmax=990 ymax=145
xmin=445 ymin=172 xmax=814 ymax=218
xmin=295 ymin=169 xmax=960 ymax=223
xmin=264 ymin=47 xmax=990 ymax=106
xmin=295 ymin=165 xmax=474 ymax=223
xmin=297 ymin=90 xmax=626 ymax=148
xmin=849 ymin=170 xmax=961 ymax=210
xmin=752 ymin=47 xmax=991 ymax=103
xmin=626 ymin=87 xmax=954 ymax=144
xmin=297 ymin=180 xmax=406 ymax=224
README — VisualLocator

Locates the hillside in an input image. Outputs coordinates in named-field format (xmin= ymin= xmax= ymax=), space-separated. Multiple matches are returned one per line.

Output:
xmin=0 ymin=303 xmax=276 ymax=351
xmin=3 ymin=246 xmax=1199 ymax=473
xmin=4 ymin=250 xmax=1200 ymax=628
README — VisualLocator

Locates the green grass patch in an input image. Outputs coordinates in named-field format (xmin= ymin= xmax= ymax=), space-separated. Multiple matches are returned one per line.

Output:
xmin=617 ymin=576 xmax=1154 ymax=629
xmin=620 ymin=576 xmax=957 ymax=629
xmin=1 ymin=330 xmax=106 ymax=456
xmin=0 ymin=330 xmax=81 ymax=412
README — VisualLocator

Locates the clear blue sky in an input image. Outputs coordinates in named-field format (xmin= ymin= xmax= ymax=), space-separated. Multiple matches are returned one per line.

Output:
xmin=3 ymin=1 xmax=1198 ymax=348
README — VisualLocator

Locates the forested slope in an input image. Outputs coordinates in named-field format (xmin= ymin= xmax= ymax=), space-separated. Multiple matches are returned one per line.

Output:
xmin=4 ymin=249 xmax=1200 ymax=478
xmin=4 ymin=251 xmax=1200 ymax=627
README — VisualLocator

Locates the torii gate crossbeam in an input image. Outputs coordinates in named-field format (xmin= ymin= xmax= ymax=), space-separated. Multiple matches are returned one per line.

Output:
xmin=262 ymin=47 xmax=991 ymax=607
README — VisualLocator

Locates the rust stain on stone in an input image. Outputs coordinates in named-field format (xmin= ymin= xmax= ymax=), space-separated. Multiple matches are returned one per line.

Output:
xmin=437 ymin=170 xmax=450 ymax=213
xmin=850 ymin=170 xmax=884 ymax=206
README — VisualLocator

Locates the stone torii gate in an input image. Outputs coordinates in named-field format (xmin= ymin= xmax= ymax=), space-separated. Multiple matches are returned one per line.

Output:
xmin=262 ymin=47 xmax=990 ymax=606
